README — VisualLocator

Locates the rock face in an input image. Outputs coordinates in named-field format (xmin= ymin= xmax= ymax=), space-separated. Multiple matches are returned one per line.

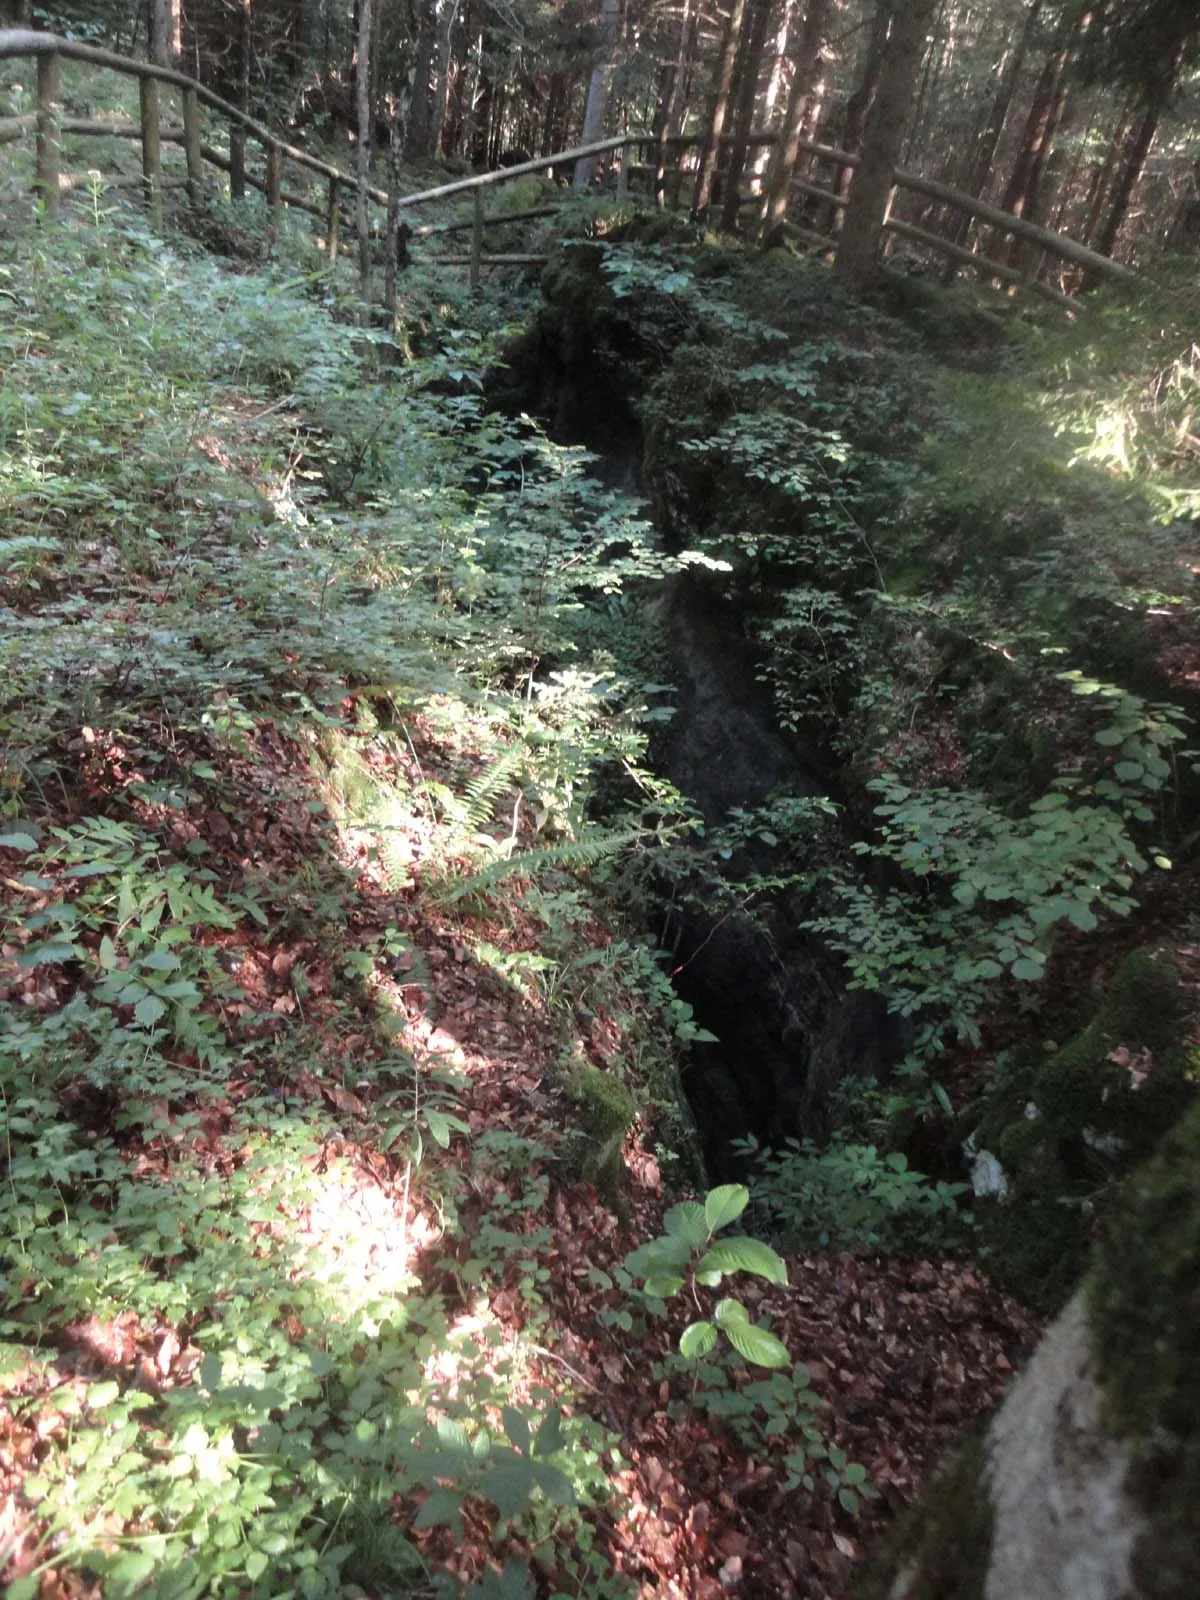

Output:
xmin=981 ymin=1292 xmax=1141 ymax=1600
xmin=868 ymin=1102 xmax=1200 ymax=1600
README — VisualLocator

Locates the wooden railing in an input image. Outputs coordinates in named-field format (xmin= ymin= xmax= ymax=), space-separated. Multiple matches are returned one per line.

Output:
xmin=1 ymin=28 xmax=1132 ymax=300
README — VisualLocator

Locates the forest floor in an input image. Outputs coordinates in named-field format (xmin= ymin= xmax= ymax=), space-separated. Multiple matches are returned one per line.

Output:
xmin=0 ymin=185 xmax=1055 ymax=1599
xmin=0 ymin=700 xmax=1040 ymax=1598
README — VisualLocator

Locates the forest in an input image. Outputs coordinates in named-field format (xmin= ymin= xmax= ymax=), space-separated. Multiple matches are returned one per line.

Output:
xmin=1 ymin=0 xmax=1199 ymax=1596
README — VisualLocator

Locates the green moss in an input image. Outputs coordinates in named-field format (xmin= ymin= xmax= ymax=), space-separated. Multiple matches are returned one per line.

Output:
xmin=855 ymin=1431 xmax=992 ymax=1600
xmin=566 ymin=1065 xmax=637 ymax=1197
xmin=1090 ymin=1098 xmax=1200 ymax=1600
xmin=974 ymin=950 xmax=1196 ymax=1310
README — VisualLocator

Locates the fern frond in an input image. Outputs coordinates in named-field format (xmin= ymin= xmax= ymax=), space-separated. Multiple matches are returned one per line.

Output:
xmin=434 ymin=825 xmax=648 ymax=905
xmin=459 ymin=744 xmax=529 ymax=832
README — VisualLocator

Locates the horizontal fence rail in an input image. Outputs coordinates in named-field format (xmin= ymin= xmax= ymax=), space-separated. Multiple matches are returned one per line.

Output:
xmin=0 ymin=28 xmax=1134 ymax=297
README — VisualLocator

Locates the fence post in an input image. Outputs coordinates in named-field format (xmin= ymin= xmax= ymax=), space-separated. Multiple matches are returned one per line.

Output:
xmin=325 ymin=175 xmax=340 ymax=258
xmin=265 ymin=142 xmax=282 ymax=234
xmin=182 ymin=85 xmax=203 ymax=203
xmin=469 ymin=186 xmax=484 ymax=290
xmin=617 ymin=138 xmax=632 ymax=202
xmin=229 ymin=127 xmax=245 ymax=199
xmin=139 ymin=73 xmax=162 ymax=228
xmin=34 ymin=50 xmax=61 ymax=215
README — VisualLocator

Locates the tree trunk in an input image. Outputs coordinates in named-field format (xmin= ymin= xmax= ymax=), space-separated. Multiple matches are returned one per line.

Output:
xmin=653 ymin=0 xmax=699 ymax=205
xmin=719 ymin=0 xmax=775 ymax=232
xmin=575 ymin=0 xmax=622 ymax=190
xmin=1091 ymin=102 xmax=1157 ymax=262
xmin=758 ymin=0 xmax=834 ymax=238
xmin=752 ymin=0 xmax=795 ymax=180
xmin=405 ymin=0 xmax=437 ymax=158
xmin=942 ymin=0 xmax=1043 ymax=261
xmin=841 ymin=0 xmax=891 ymax=157
xmin=149 ymin=0 xmax=182 ymax=68
xmin=1081 ymin=104 xmax=1132 ymax=249
xmin=834 ymin=0 xmax=938 ymax=293
xmin=1093 ymin=40 xmax=1184 ymax=263
xmin=902 ymin=0 xmax=945 ymax=168
xmin=355 ymin=0 xmax=375 ymax=301
xmin=429 ymin=0 xmax=462 ymax=156
xmin=692 ymin=0 xmax=749 ymax=218
xmin=1167 ymin=159 xmax=1200 ymax=253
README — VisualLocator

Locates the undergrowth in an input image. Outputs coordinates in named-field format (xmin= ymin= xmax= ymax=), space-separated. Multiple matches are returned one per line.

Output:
xmin=0 ymin=200 xmax=714 ymax=1596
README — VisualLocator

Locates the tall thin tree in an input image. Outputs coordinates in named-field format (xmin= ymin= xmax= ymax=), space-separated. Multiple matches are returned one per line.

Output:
xmin=835 ymin=0 xmax=938 ymax=292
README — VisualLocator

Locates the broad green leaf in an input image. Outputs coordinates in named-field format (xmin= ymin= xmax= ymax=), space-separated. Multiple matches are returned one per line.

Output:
xmin=533 ymin=1408 xmax=564 ymax=1458
xmin=245 ymin=1552 xmax=269 ymax=1581
xmin=18 ymin=941 xmax=80 ymax=968
xmin=704 ymin=1183 xmax=749 ymax=1233
xmin=722 ymin=1318 xmax=791 ymax=1369
xmin=425 ymin=1108 xmax=467 ymax=1147
xmin=626 ymin=1235 xmax=691 ymax=1279
xmin=663 ymin=1200 xmax=709 ymax=1247
xmin=678 ymin=1320 xmax=717 ymax=1359
xmin=413 ymin=1486 xmax=463 ymax=1529
xmin=696 ymin=1237 xmax=788 ymax=1287
xmin=87 ymin=1380 xmax=120 ymax=1409
xmin=0 ymin=832 xmax=37 ymax=851
xmin=531 ymin=1459 xmax=575 ymax=1506
xmin=643 ymin=1273 xmax=685 ymax=1299
xmin=1010 ymin=957 xmax=1045 ymax=982
xmin=140 ymin=949 xmax=182 ymax=971
xmin=435 ymin=1415 xmax=471 ymax=1454
xmin=134 ymin=994 xmax=168 ymax=1028
xmin=109 ymin=1552 xmax=158 ymax=1587
xmin=501 ymin=1405 xmax=530 ymax=1455
xmin=713 ymin=1297 xmax=749 ymax=1329
xmin=481 ymin=1457 xmax=535 ymax=1520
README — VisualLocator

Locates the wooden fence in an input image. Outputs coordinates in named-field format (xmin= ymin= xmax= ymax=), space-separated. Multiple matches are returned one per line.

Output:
xmin=0 ymin=28 xmax=1133 ymax=300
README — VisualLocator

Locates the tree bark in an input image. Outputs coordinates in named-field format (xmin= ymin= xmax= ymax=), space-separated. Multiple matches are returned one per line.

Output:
xmin=653 ymin=0 xmax=699 ymax=205
xmin=834 ymin=0 xmax=938 ymax=293
xmin=719 ymin=0 xmax=775 ymax=232
xmin=1093 ymin=38 xmax=1185 ymax=262
xmin=841 ymin=0 xmax=891 ymax=156
xmin=692 ymin=0 xmax=748 ymax=218
xmin=758 ymin=0 xmax=833 ymax=238
xmin=973 ymin=0 xmax=1042 ymax=201
xmin=752 ymin=0 xmax=795 ymax=180
xmin=149 ymin=0 xmax=182 ymax=68
xmin=405 ymin=0 xmax=437 ymax=158
xmin=429 ymin=0 xmax=461 ymax=156
xmin=355 ymin=0 xmax=375 ymax=301
xmin=575 ymin=0 xmax=622 ymax=190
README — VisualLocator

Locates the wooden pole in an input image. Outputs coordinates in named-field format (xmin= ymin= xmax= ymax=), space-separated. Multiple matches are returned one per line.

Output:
xmin=182 ymin=84 xmax=202 ymax=201
xmin=34 ymin=49 xmax=60 ymax=214
xmin=617 ymin=139 xmax=632 ymax=201
xmin=229 ymin=127 xmax=245 ymax=199
xmin=140 ymin=73 xmax=162 ymax=227
xmin=469 ymin=187 xmax=484 ymax=290
xmin=265 ymin=141 xmax=282 ymax=231
xmin=325 ymin=175 xmax=340 ymax=259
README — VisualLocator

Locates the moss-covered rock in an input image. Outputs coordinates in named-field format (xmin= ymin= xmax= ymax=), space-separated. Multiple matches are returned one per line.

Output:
xmin=566 ymin=1064 xmax=637 ymax=1195
xmin=1091 ymin=1096 xmax=1200 ymax=1600
xmin=972 ymin=948 xmax=1196 ymax=1309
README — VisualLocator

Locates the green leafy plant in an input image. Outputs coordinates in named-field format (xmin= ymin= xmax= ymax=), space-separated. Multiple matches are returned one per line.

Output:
xmin=624 ymin=1183 xmax=790 ymax=1369
xmin=735 ymin=1134 xmax=972 ymax=1255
